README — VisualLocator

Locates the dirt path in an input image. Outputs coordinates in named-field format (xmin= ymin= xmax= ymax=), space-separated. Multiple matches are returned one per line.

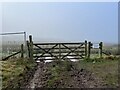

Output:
xmin=25 ymin=61 xmax=107 ymax=88
xmin=25 ymin=62 xmax=46 ymax=88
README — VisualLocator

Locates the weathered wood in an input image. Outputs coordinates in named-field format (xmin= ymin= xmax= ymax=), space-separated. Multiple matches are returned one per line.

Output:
xmin=33 ymin=54 xmax=85 ymax=57
xmin=62 ymin=43 xmax=84 ymax=51
xmin=34 ymin=44 xmax=58 ymax=57
xmin=61 ymin=44 xmax=84 ymax=59
xmin=33 ymin=42 xmax=85 ymax=45
xmin=29 ymin=35 xmax=33 ymax=60
xmin=59 ymin=44 xmax=61 ymax=60
xmin=21 ymin=44 xmax=24 ymax=58
xmin=26 ymin=40 xmax=30 ymax=58
xmin=34 ymin=44 xmax=58 ymax=54
xmin=32 ymin=42 xmax=86 ymax=61
xmin=85 ymin=40 xmax=87 ymax=58
xmin=33 ymin=50 xmax=85 ymax=54
xmin=27 ymin=36 xmax=90 ymax=61
xmin=99 ymin=42 xmax=103 ymax=58
xmin=33 ymin=47 xmax=85 ymax=50
xmin=34 ymin=44 xmax=58 ymax=60
xmin=2 ymin=51 xmax=21 ymax=61
xmin=36 ymin=57 xmax=84 ymax=61
xmin=88 ymin=42 xmax=92 ymax=58
xmin=29 ymin=35 xmax=32 ymax=43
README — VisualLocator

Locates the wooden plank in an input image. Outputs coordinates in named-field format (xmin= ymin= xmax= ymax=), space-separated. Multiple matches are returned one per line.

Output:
xmin=35 ymin=44 xmax=58 ymax=56
xmin=66 ymin=57 xmax=84 ymax=59
xmin=33 ymin=50 xmax=85 ymax=54
xmin=33 ymin=54 xmax=85 ymax=57
xmin=34 ymin=44 xmax=58 ymax=60
xmin=61 ymin=44 xmax=85 ymax=59
xmin=37 ymin=58 xmax=55 ymax=60
xmin=2 ymin=51 xmax=21 ymax=61
xmin=36 ymin=57 xmax=84 ymax=61
xmin=33 ymin=42 xmax=85 ymax=45
xmin=62 ymin=43 xmax=84 ymax=50
xmin=32 ymin=42 xmax=86 ymax=60
xmin=34 ymin=44 xmax=58 ymax=51
xmin=33 ymin=47 xmax=85 ymax=50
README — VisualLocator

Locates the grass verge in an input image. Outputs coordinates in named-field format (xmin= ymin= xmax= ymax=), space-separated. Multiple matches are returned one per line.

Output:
xmin=78 ymin=57 xmax=119 ymax=88
xmin=1 ymin=58 xmax=37 ymax=89
xmin=47 ymin=60 xmax=72 ymax=88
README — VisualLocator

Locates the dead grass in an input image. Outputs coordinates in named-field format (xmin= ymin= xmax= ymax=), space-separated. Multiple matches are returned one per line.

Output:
xmin=1 ymin=58 xmax=36 ymax=89
xmin=78 ymin=58 xmax=119 ymax=88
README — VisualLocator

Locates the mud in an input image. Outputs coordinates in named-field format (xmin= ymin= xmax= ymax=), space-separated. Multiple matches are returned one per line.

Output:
xmin=24 ymin=61 xmax=107 ymax=89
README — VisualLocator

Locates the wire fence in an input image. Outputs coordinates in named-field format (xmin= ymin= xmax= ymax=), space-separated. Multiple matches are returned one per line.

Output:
xmin=0 ymin=32 xmax=27 ymax=60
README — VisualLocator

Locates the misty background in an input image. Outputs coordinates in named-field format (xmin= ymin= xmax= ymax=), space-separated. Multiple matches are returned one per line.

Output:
xmin=1 ymin=2 xmax=118 ymax=44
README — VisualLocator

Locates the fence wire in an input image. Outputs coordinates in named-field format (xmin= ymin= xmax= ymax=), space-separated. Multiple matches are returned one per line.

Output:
xmin=0 ymin=32 xmax=26 ymax=60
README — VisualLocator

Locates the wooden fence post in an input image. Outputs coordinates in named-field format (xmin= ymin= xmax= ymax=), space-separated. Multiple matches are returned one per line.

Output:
xmin=88 ymin=42 xmax=92 ymax=59
xmin=99 ymin=42 xmax=103 ymax=58
xmin=29 ymin=35 xmax=33 ymax=60
xmin=59 ymin=43 xmax=61 ymax=61
xmin=26 ymin=40 xmax=30 ymax=58
xmin=21 ymin=44 xmax=24 ymax=58
xmin=85 ymin=40 xmax=87 ymax=58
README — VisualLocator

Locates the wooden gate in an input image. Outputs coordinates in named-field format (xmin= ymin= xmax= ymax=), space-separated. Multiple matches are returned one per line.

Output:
xmin=27 ymin=35 xmax=88 ymax=61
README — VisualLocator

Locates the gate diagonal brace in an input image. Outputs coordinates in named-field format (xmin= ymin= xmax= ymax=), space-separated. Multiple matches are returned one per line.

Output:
xmin=34 ymin=44 xmax=58 ymax=60
xmin=39 ymin=44 xmax=58 ymax=57
xmin=61 ymin=43 xmax=84 ymax=59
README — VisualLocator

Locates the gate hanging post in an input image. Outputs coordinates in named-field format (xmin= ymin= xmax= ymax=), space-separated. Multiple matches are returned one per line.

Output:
xmin=29 ymin=35 xmax=33 ymax=60
xmin=27 ymin=40 xmax=30 ymax=58
xmin=99 ymin=42 xmax=103 ymax=58
xmin=85 ymin=40 xmax=87 ymax=58
xmin=88 ymin=42 xmax=92 ymax=59
xmin=21 ymin=44 xmax=24 ymax=58
xmin=59 ymin=43 xmax=61 ymax=61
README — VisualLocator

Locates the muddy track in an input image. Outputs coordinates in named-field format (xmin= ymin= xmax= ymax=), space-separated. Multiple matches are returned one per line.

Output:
xmin=24 ymin=61 xmax=107 ymax=89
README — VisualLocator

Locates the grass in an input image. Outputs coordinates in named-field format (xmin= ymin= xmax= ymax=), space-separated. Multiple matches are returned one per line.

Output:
xmin=78 ymin=57 xmax=119 ymax=88
xmin=47 ymin=57 xmax=119 ymax=88
xmin=1 ymin=58 xmax=37 ymax=89
xmin=47 ymin=60 xmax=72 ymax=88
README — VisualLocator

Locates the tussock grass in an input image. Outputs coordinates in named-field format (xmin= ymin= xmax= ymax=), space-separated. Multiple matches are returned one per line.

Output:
xmin=78 ymin=58 xmax=119 ymax=87
xmin=47 ymin=60 xmax=72 ymax=87
xmin=1 ymin=58 xmax=36 ymax=89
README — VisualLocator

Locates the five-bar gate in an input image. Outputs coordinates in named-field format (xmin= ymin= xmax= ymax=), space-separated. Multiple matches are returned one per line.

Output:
xmin=27 ymin=35 xmax=88 ymax=61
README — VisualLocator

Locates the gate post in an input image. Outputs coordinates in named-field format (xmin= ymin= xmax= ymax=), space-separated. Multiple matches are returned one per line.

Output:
xmin=21 ymin=44 xmax=24 ymax=58
xmin=99 ymin=42 xmax=103 ymax=58
xmin=59 ymin=43 xmax=61 ymax=61
xmin=27 ymin=40 xmax=30 ymax=58
xmin=85 ymin=40 xmax=87 ymax=58
xmin=88 ymin=42 xmax=92 ymax=59
xmin=29 ymin=35 xmax=33 ymax=60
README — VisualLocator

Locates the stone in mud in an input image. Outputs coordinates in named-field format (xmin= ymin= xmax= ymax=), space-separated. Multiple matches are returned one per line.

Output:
xmin=69 ymin=84 xmax=73 ymax=87
xmin=53 ymin=65 xmax=56 ymax=67
xmin=80 ymin=68 xmax=84 ymax=72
